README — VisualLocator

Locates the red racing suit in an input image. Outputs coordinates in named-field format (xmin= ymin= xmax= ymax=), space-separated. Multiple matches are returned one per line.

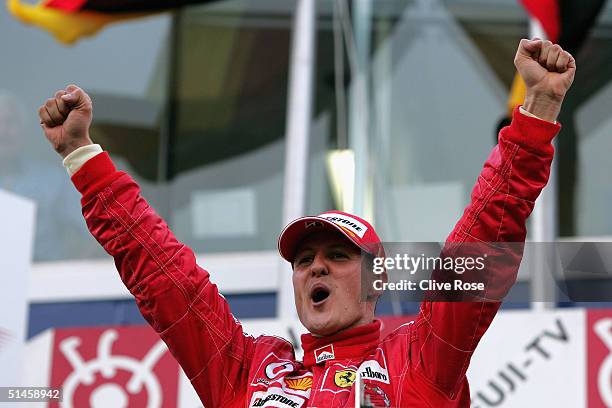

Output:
xmin=71 ymin=107 xmax=560 ymax=407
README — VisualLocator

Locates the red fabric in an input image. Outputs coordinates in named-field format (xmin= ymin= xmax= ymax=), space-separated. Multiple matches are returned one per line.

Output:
xmin=301 ymin=320 xmax=380 ymax=368
xmin=44 ymin=0 xmax=87 ymax=12
xmin=520 ymin=0 xmax=561 ymax=42
xmin=72 ymin=108 xmax=560 ymax=407
xmin=71 ymin=152 xmax=122 ymax=206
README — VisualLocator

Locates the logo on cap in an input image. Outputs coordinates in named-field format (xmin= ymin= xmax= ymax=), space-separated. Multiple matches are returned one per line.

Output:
xmin=319 ymin=213 xmax=368 ymax=239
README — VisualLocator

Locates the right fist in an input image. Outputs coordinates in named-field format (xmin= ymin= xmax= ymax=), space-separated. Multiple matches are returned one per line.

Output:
xmin=514 ymin=39 xmax=576 ymax=101
xmin=38 ymin=84 xmax=93 ymax=158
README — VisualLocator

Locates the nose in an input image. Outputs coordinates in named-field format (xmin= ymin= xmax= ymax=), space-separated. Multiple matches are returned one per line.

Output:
xmin=310 ymin=253 xmax=329 ymax=278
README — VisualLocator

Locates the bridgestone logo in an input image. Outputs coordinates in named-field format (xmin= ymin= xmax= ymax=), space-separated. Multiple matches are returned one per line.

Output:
xmin=319 ymin=213 xmax=368 ymax=238
xmin=361 ymin=367 xmax=388 ymax=382
xmin=326 ymin=217 xmax=362 ymax=231
xmin=252 ymin=394 xmax=299 ymax=407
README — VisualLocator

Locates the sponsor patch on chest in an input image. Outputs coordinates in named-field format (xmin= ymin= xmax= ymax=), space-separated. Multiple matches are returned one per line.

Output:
xmin=334 ymin=369 xmax=357 ymax=388
xmin=314 ymin=344 xmax=335 ymax=364
xmin=250 ymin=388 xmax=305 ymax=408
xmin=284 ymin=376 xmax=313 ymax=391
xmin=250 ymin=353 xmax=312 ymax=406
xmin=317 ymin=350 xmax=392 ymax=396
xmin=357 ymin=358 xmax=390 ymax=384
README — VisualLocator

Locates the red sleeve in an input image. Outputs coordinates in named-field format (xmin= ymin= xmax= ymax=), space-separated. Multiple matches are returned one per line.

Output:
xmin=412 ymin=107 xmax=561 ymax=398
xmin=72 ymin=153 xmax=254 ymax=408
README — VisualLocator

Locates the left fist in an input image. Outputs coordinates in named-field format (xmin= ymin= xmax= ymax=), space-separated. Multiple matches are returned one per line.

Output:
xmin=514 ymin=39 xmax=576 ymax=102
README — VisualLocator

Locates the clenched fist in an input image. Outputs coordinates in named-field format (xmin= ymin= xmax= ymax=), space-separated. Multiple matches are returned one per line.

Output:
xmin=38 ymin=85 xmax=93 ymax=158
xmin=514 ymin=39 xmax=576 ymax=122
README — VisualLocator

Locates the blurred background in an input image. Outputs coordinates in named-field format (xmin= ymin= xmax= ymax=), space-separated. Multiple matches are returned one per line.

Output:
xmin=1 ymin=0 xmax=612 ymax=406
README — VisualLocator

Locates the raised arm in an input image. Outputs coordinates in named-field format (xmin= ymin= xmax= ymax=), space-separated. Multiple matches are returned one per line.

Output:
xmin=411 ymin=39 xmax=575 ymax=401
xmin=38 ymin=86 xmax=254 ymax=407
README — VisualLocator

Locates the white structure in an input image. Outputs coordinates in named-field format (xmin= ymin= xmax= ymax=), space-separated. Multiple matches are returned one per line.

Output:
xmin=0 ymin=190 xmax=35 ymax=387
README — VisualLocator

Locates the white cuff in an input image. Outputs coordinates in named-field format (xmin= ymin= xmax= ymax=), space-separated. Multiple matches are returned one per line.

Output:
xmin=62 ymin=144 xmax=104 ymax=176
xmin=519 ymin=106 xmax=557 ymax=124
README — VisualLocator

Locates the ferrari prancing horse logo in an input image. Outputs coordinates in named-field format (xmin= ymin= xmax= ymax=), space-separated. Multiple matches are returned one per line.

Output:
xmin=334 ymin=369 xmax=356 ymax=388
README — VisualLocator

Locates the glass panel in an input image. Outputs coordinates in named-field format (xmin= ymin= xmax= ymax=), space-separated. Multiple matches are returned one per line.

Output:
xmin=0 ymin=13 xmax=171 ymax=261
xmin=371 ymin=0 xmax=511 ymax=242
xmin=168 ymin=4 xmax=292 ymax=253
xmin=446 ymin=0 xmax=612 ymax=238
xmin=572 ymin=19 xmax=612 ymax=237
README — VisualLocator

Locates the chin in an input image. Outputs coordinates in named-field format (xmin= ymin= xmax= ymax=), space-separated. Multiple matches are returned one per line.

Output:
xmin=303 ymin=315 xmax=340 ymax=337
xmin=305 ymin=314 xmax=358 ymax=337
xmin=298 ymin=299 xmax=366 ymax=337
xmin=308 ymin=323 xmax=339 ymax=337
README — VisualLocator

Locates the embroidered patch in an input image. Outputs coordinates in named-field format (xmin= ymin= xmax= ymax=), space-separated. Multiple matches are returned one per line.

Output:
xmin=334 ymin=369 xmax=357 ymax=388
xmin=285 ymin=376 xmax=313 ymax=391
xmin=314 ymin=344 xmax=335 ymax=364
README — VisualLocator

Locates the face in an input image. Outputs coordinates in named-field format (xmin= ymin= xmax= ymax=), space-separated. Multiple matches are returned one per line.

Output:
xmin=292 ymin=229 xmax=375 ymax=337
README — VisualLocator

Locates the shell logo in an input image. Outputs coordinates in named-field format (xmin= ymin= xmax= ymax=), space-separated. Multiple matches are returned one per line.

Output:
xmin=285 ymin=377 xmax=313 ymax=391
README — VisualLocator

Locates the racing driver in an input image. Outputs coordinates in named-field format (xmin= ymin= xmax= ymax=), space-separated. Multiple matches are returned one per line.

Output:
xmin=38 ymin=39 xmax=575 ymax=407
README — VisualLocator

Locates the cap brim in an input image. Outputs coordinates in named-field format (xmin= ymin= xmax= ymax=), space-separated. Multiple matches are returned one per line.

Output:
xmin=277 ymin=216 xmax=371 ymax=263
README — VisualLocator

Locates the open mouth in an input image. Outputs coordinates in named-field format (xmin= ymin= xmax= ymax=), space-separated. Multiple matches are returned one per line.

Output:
xmin=310 ymin=284 xmax=331 ymax=306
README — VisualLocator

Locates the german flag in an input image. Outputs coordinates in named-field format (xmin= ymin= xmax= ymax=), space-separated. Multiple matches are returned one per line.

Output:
xmin=521 ymin=0 xmax=606 ymax=52
xmin=7 ymin=0 xmax=219 ymax=45
xmin=505 ymin=0 xmax=606 ymax=115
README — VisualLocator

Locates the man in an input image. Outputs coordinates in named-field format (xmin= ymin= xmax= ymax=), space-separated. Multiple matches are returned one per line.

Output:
xmin=39 ymin=39 xmax=574 ymax=407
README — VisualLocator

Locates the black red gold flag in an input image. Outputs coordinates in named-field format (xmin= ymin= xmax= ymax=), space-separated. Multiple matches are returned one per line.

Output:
xmin=521 ymin=0 xmax=606 ymax=53
xmin=505 ymin=0 xmax=606 ymax=117
xmin=7 ymin=0 xmax=219 ymax=45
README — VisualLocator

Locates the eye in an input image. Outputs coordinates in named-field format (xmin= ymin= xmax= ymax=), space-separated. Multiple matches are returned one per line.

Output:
xmin=331 ymin=251 xmax=348 ymax=260
xmin=295 ymin=254 xmax=313 ymax=266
